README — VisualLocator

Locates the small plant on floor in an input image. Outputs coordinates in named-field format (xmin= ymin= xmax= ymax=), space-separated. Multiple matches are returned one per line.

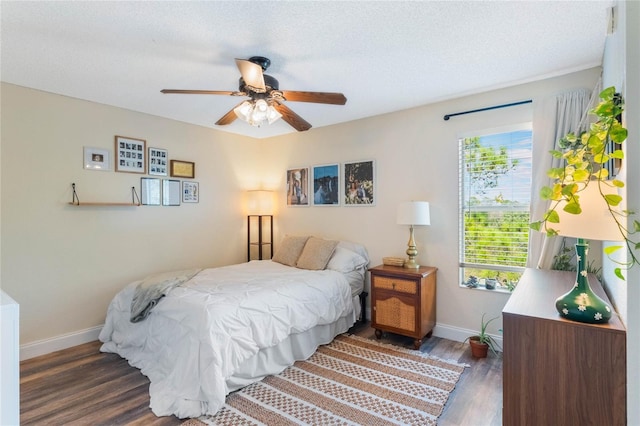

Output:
xmin=465 ymin=313 xmax=501 ymax=358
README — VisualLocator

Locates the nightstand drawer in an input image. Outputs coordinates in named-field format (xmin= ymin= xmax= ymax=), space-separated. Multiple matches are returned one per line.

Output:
xmin=372 ymin=276 xmax=416 ymax=294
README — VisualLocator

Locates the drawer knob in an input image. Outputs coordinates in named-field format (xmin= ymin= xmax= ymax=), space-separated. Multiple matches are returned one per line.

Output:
xmin=392 ymin=282 xmax=396 ymax=289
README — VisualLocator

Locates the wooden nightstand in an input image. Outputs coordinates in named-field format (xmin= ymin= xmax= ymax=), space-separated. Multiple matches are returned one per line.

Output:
xmin=369 ymin=264 xmax=437 ymax=349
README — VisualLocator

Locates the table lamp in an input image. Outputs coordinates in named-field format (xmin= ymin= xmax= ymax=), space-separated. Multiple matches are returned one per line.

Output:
xmin=551 ymin=183 xmax=623 ymax=323
xmin=397 ymin=201 xmax=431 ymax=268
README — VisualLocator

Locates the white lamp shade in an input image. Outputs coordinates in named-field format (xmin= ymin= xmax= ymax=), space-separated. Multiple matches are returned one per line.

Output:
xmin=246 ymin=190 xmax=274 ymax=216
xmin=397 ymin=201 xmax=431 ymax=226
xmin=554 ymin=183 xmax=623 ymax=241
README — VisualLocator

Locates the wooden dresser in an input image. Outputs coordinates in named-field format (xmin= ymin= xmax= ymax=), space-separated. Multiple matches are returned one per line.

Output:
xmin=369 ymin=265 xmax=437 ymax=349
xmin=502 ymin=268 xmax=626 ymax=426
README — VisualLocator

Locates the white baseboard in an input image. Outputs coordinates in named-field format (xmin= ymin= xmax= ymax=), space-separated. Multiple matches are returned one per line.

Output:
xmin=20 ymin=320 xmax=503 ymax=361
xmin=20 ymin=325 xmax=103 ymax=361
xmin=433 ymin=322 xmax=503 ymax=350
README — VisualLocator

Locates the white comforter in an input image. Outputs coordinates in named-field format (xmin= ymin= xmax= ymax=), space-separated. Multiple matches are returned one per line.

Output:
xmin=99 ymin=260 xmax=355 ymax=418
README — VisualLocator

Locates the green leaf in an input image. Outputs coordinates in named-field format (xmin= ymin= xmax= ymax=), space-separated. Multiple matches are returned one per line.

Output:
xmin=636 ymin=242 xmax=640 ymax=250
xmin=634 ymin=220 xmax=640 ymax=232
xmin=604 ymin=194 xmax=622 ymax=206
xmin=561 ymin=184 xmax=577 ymax=197
xmin=593 ymin=152 xmax=609 ymax=164
xmin=612 ymin=179 xmax=625 ymax=188
xmin=610 ymin=125 xmax=628 ymax=143
xmin=530 ymin=222 xmax=542 ymax=231
xmin=592 ymin=168 xmax=609 ymax=180
xmin=547 ymin=210 xmax=560 ymax=223
xmin=600 ymin=86 xmax=616 ymax=100
xmin=546 ymin=229 xmax=558 ymax=237
xmin=614 ymin=268 xmax=625 ymax=281
xmin=604 ymin=245 xmax=622 ymax=255
xmin=563 ymin=202 xmax=581 ymax=215
xmin=540 ymin=186 xmax=553 ymax=200
xmin=549 ymin=150 xmax=564 ymax=159
xmin=610 ymin=149 xmax=624 ymax=159
xmin=573 ymin=169 xmax=591 ymax=182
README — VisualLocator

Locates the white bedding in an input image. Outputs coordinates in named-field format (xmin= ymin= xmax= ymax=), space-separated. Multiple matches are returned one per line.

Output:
xmin=99 ymin=260 xmax=359 ymax=418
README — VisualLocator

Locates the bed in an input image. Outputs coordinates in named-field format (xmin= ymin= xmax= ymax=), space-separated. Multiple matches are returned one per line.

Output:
xmin=98 ymin=237 xmax=369 ymax=418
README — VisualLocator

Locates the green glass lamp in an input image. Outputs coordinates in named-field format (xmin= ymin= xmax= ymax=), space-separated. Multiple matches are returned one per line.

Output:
xmin=552 ymin=183 xmax=623 ymax=324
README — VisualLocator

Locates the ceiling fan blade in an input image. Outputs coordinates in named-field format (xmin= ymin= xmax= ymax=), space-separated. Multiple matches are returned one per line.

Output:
xmin=161 ymin=89 xmax=236 ymax=95
xmin=272 ymin=103 xmax=312 ymax=132
xmin=280 ymin=91 xmax=347 ymax=105
xmin=235 ymin=59 xmax=266 ymax=91
xmin=215 ymin=102 xmax=246 ymax=126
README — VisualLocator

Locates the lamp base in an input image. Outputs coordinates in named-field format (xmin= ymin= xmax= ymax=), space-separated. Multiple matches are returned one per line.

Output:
xmin=555 ymin=240 xmax=611 ymax=324
xmin=404 ymin=258 xmax=420 ymax=269
xmin=404 ymin=225 xmax=420 ymax=268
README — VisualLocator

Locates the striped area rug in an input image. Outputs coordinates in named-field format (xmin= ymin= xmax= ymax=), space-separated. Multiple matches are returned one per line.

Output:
xmin=186 ymin=334 xmax=466 ymax=426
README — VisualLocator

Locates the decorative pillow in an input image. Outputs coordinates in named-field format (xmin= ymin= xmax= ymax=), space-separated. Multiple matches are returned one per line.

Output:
xmin=272 ymin=235 xmax=310 ymax=267
xmin=296 ymin=237 xmax=339 ymax=270
xmin=326 ymin=246 xmax=369 ymax=273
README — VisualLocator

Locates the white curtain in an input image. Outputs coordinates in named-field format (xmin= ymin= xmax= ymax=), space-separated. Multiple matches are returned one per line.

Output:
xmin=528 ymin=86 xmax=597 ymax=269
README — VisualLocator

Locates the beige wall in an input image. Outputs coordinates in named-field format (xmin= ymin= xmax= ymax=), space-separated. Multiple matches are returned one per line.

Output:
xmin=1 ymin=67 xmax=601 ymax=348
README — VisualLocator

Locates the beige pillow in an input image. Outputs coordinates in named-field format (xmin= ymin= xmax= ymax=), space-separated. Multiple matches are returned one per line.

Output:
xmin=296 ymin=237 xmax=339 ymax=270
xmin=272 ymin=235 xmax=310 ymax=266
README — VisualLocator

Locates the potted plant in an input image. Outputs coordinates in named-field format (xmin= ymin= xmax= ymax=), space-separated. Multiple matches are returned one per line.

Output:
xmin=465 ymin=313 xmax=501 ymax=358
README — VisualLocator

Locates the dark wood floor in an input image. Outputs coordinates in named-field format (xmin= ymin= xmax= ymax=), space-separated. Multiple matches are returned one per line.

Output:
xmin=20 ymin=321 xmax=502 ymax=425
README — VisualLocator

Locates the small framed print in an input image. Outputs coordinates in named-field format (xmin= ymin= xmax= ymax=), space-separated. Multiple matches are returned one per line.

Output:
xmin=115 ymin=136 xmax=146 ymax=174
xmin=163 ymin=179 xmax=181 ymax=206
xmin=312 ymin=163 xmax=340 ymax=206
xmin=182 ymin=181 xmax=199 ymax=203
xmin=83 ymin=147 xmax=110 ymax=171
xmin=344 ymin=160 xmax=375 ymax=206
xmin=286 ymin=167 xmax=309 ymax=206
xmin=141 ymin=178 xmax=161 ymax=206
xmin=148 ymin=147 xmax=168 ymax=176
xmin=170 ymin=160 xmax=195 ymax=178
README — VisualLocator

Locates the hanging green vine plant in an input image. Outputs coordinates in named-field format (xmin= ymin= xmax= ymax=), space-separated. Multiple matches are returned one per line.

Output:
xmin=530 ymin=86 xmax=639 ymax=280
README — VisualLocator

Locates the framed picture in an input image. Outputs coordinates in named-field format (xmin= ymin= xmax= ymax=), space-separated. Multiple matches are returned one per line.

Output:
xmin=344 ymin=160 xmax=375 ymax=206
xmin=170 ymin=160 xmax=195 ymax=178
xmin=312 ymin=163 xmax=340 ymax=206
xmin=148 ymin=147 xmax=168 ymax=176
xmin=162 ymin=179 xmax=181 ymax=206
xmin=115 ymin=135 xmax=146 ymax=174
xmin=140 ymin=178 xmax=161 ymax=206
xmin=286 ymin=167 xmax=310 ymax=206
xmin=83 ymin=146 xmax=110 ymax=171
xmin=182 ymin=181 xmax=199 ymax=203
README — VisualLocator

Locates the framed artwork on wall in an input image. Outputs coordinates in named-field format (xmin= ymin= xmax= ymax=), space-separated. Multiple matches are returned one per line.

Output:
xmin=312 ymin=163 xmax=340 ymax=206
xmin=83 ymin=146 xmax=110 ymax=171
xmin=286 ymin=167 xmax=309 ymax=206
xmin=115 ymin=135 xmax=146 ymax=174
xmin=170 ymin=160 xmax=195 ymax=178
xmin=162 ymin=179 xmax=181 ymax=206
xmin=343 ymin=160 xmax=375 ymax=206
xmin=182 ymin=181 xmax=199 ymax=203
xmin=148 ymin=147 xmax=168 ymax=176
xmin=141 ymin=178 xmax=161 ymax=205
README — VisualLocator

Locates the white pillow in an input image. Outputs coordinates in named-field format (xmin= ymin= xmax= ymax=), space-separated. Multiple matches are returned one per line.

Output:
xmin=326 ymin=246 xmax=369 ymax=273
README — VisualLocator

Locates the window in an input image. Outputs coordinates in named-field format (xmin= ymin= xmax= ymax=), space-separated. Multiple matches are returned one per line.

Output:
xmin=459 ymin=125 xmax=532 ymax=291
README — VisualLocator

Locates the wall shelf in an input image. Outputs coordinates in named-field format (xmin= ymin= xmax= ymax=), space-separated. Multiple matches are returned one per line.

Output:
xmin=68 ymin=183 xmax=141 ymax=206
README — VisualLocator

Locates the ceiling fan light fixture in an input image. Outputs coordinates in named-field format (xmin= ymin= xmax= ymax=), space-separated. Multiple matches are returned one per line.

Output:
xmin=234 ymin=99 xmax=282 ymax=127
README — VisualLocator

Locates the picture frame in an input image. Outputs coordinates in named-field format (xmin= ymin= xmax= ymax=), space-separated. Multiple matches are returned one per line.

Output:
xmin=343 ymin=160 xmax=375 ymax=206
xmin=140 ymin=178 xmax=161 ymax=206
xmin=170 ymin=160 xmax=195 ymax=178
xmin=312 ymin=163 xmax=340 ymax=206
xmin=148 ymin=147 xmax=168 ymax=176
xmin=115 ymin=135 xmax=146 ymax=174
xmin=162 ymin=179 xmax=181 ymax=206
xmin=182 ymin=181 xmax=199 ymax=203
xmin=83 ymin=146 xmax=110 ymax=171
xmin=286 ymin=167 xmax=310 ymax=206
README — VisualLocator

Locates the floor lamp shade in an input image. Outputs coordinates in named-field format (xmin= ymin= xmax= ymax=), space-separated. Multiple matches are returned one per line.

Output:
xmin=397 ymin=201 xmax=430 ymax=268
xmin=551 ymin=183 xmax=623 ymax=324
xmin=246 ymin=190 xmax=274 ymax=216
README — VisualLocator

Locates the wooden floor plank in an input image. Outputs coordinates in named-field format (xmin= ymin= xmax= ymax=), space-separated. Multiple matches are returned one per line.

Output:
xmin=20 ymin=322 xmax=503 ymax=425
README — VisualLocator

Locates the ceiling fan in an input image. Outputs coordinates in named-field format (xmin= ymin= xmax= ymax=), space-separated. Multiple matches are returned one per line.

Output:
xmin=161 ymin=56 xmax=347 ymax=132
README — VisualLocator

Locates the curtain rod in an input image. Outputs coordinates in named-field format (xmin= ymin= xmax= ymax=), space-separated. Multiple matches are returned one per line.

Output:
xmin=443 ymin=99 xmax=532 ymax=121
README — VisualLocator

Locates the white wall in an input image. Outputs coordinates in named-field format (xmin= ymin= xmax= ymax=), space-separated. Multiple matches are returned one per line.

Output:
xmin=259 ymin=67 xmax=601 ymax=338
xmin=1 ymin=67 xmax=601 ymax=355
xmin=0 ymin=84 xmax=264 ymax=349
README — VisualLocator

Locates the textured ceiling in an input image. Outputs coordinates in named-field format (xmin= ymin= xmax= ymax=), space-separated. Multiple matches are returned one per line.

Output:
xmin=1 ymin=1 xmax=612 ymax=139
